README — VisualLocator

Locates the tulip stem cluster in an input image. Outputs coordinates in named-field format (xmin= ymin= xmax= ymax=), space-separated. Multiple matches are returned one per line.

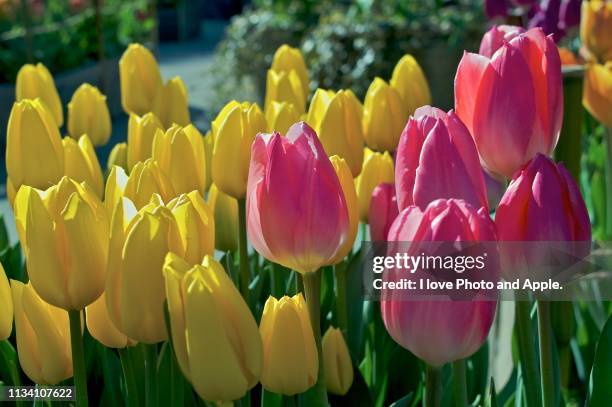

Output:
xmin=537 ymin=301 xmax=555 ymax=407
xmin=514 ymin=301 xmax=541 ymax=407
xmin=425 ymin=365 xmax=442 ymax=407
xmin=144 ymin=344 xmax=158 ymax=407
xmin=118 ymin=348 xmax=140 ymax=407
xmin=334 ymin=263 xmax=349 ymax=335
xmin=451 ymin=360 xmax=468 ymax=407
xmin=605 ymin=128 xmax=612 ymax=237
xmin=68 ymin=310 xmax=88 ymax=407
xmin=238 ymin=198 xmax=250 ymax=300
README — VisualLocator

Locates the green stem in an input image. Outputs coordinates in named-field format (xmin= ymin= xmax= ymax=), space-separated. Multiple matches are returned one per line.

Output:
xmin=452 ymin=360 xmax=468 ymax=407
xmin=119 ymin=347 xmax=139 ymax=407
xmin=144 ymin=344 xmax=158 ymax=407
xmin=424 ymin=365 xmax=441 ymax=407
xmin=302 ymin=271 xmax=328 ymax=406
xmin=604 ymin=127 xmax=612 ymax=237
xmin=515 ymin=301 xmax=541 ymax=407
xmin=334 ymin=262 xmax=348 ymax=335
xmin=237 ymin=198 xmax=250 ymax=301
xmin=537 ymin=301 xmax=555 ymax=407
xmin=68 ymin=310 xmax=88 ymax=407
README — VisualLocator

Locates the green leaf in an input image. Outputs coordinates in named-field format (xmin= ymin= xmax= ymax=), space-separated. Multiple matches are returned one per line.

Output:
xmin=261 ymin=388 xmax=283 ymax=407
xmin=587 ymin=312 xmax=612 ymax=405
xmin=485 ymin=378 xmax=498 ymax=407
xmin=0 ymin=339 xmax=20 ymax=386
xmin=388 ymin=391 xmax=414 ymax=407
xmin=0 ymin=214 xmax=10 ymax=251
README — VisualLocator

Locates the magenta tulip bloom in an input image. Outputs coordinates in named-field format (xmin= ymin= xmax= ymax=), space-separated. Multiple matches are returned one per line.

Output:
xmin=395 ymin=106 xmax=487 ymax=212
xmin=247 ymin=122 xmax=349 ymax=274
xmin=479 ymin=25 xmax=525 ymax=58
xmin=381 ymin=199 xmax=498 ymax=367
xmin=455 ymin=27 xmax=563 ymax=179
xmin=368 ymin=183 xmax=399 ymax=241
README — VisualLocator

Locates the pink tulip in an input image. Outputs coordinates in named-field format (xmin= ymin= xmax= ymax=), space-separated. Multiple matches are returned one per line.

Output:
xmin=368 ymin=183 xmax=399 ymax=241
xmin=395 ymin=106 xmax=488 ymax=212
xmin=479 ymin=25 xmax=525 ymax=58
xmin=381 ymin=199 xmax=498 ymax=367
xmin=247 ymin=122 xmax=349 ymax=274
xmin=455 ymin=27 xmax=563 ymax=179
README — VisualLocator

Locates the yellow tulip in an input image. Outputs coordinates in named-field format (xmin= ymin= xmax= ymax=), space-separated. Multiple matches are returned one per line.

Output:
xmin=119 ymin=43 xmax=163 ymax=115
xmin=107 ymin=142 xmax=128 ymax=172
xmin=390 ymin=54 xmax=431 ymax=118
xmin=15 ymin=63 xmax=63 ymax=126
xmin=6 ymin=99 xmax=64 ymax=193
xmin=211 ymin=101 xmax=267 ymax=198
xmin=124 ymin=159 xmax=176 ymax=209
xmin=86 ymin=293 xmax=134 ymax=348
xmin=264 ymin=69 xmax=306 ymax=115
xmin=271 ymin=44 xmax=309 ymax=101
xmin=355 ymin=148 xmax=395 ymax=222
xmin=67 ymin=83 xmax=112 ymax=146
xmin=362 ymin=78 xmax=405 ymax=152
xmin=127 ymin=112 xmax=164 ymax=171
xmin=266 ymin=101 xmax=300 ymax=135
xmin=104 ymin=165 xmax=129 ymax=214
xmin=322 ymin=326 xmax=353 ymax=395
xmin=203 ymin=130 xmax=214 ymax=191
xmin=0 ymin=263 xmax=12 ymax=340
xmin=259 ymin=294 xmax=318 ymax=395
xmin=329 ymin=156 xmax=358 ymax=263
xmin=153 ymin=76 xmax=191 ymax=128
xmin=106 ymin=196 xmax=184 ymax=343
xmin=583 ymin=62 xmax=612 ymax=127
xmin=152 ymin=124 xmax=206 ymax=195
xmin=307 ymin=89 xmax=364 ymax=176
xmin=11 ymin=280 xmax=72 ymax=384
xmin=62 ymin=134 xmax=104 ymax=198
xmin=580 ymin=0 xmax=612 ymax=62
xmin=207 ymin=183 xmax=239 ymax=252
xmin=163 ymin=253 xmax=262 ymax=402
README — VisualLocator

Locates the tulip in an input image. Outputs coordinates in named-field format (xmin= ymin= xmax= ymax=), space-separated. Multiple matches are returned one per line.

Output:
xmin=368 ymin=183 xmax=399 ymax=241
xmin=355 ymin=148 xmax=395 ymax=222
xmin=164 ymin=253 xmax=262 ymax=402
xmin=119 ymin=43 xmax=163 ymax=115
xmin=123 ymin=159 xmax=176 ymax=209
xmin=106 ymin=196 xmax=184 ymax=343
xmin=307 ymin=89 xmax=364 ymax=176
xmin=270 ymin=44 xmax=309 ymax=102
xmin=86 ymin=293 xmax=133 ymax=348
xmin=63 ymin=134 xmax=104 ymax=198
xmin=211 ymin=100 xmax=267 ymax=199
xmin=583 ymin=62 xmax=612 ymax=127
xmin=208 ymin=183 xmax=239 ymax=252
xmin=390 ymin=55 xmax=431 ymax=118
xmin=152 ymin=124 xmax=206 ymax=195
xmin=107 ymin=142 xmax=128 ymax=172
xmin=479 ymin=25 xmax=525 ymax=58
xmin=322 ymin=326 xmax=353 ymax=395
xmin=153 ymin=76 xmax=191 ymax=128
xmin=0 ymin=263 xmax=12 ymax=340
xmin=67 ymin=83 xmax=112 ymax=146
xmin=13 ymin=177 xmax=108 ymax=311
xmin=558 ymin=47 xmax=581 ymax=65
xmin=362 ymin=78 xmax=405 ymax=152
xmin=455 ymin=27 xmax=563 ymax=178
xmin=247 ymin=122 xmax=349 ymax=274
xmin=11 ymin=280 xmax=72 ymax=384
xmin=264 ymin=69 xmax=306 ymax=115
xmin=266 ymin=101 xmax=300 ymax=136
xmin=580 ymin=0 xmax=612 ymax=62
xmin=559 ymin=0 xmax=581 ymax=30
xmin=395 ymin=106 xmax=488 ymax=211
xmin=6 ymin=99 xmax=64 ymax=193
xmin=259 ymin=294 xmax=318 ymax=395
xmin=15 ymin=63 xmax=63 ymax=126
xmin=528 ymin=0 xmax=563 ymax=40
xmin=329 ymin=156 xmax=359 ymax=263
xmin=381 ymin=199 xmax=498 ymax=367
xmin=203 ymin=130 xmax=214 ymax=191
xmin=127 ymin=112 xmax=164 ymax=171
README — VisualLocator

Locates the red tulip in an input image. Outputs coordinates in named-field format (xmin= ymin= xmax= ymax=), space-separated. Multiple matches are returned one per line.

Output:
xmin=479 ymin=25 xmax=525 ymax=58
xmin=395 ymin=106 xmax=487 ymax=212
xmin=455 ymin=27 xmax=563 ymax=179
xmin=368 ymin=183 xmax=398 ymax=241
xmin=247 ymin=122 xmax=349 ymax=274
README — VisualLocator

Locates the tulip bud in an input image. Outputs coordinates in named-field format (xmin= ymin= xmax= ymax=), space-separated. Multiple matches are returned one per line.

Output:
xmin=270 ymin=44 xmax=309 ymax=101
xmin=264 ymin=69 xmax=306 ymax=115
xmin=63 ymin=134 xmax=104 ymax=198
xmin=207 ymin=183 xmax=239 ymax=252
xmin=107 ymin=142 xmax=128 ymax=172
xmin=123 ymin=159 xmax=176 ymax=209
xmin=119 ymin=43 xmax=163 ymax=115
xmin=11 ymin=280 xmax=72 ymax=384
xmin=368 ymin=183 xmax=398 ymax=241
xmin=322 ymin=327 xmax=353 ymax=395
xmin=329 ymin=156 xmax=359 ymax=264
xmin=104 ymin=165 xmax=128 ymax=214
xmin=6 ymin=99 xmax=64 ymax=193
xmin=86 ymin=293 xmax=134 ymax=348
xmin=15 ymin=63 xmax=63 ymax=126
xmin=106 ymin=196 xmax=184 ymax=343
xmin=127 ymin=112 xmax=164 ymax=171
xmin=247 ymin=122 xmax=349 ymax=274
xmin=164 ymin=253 xmax=262 ymax=402
xmin=478 ymin=25 xmax=525 ymax=58
xmin=355 ymin=148 xmax=394 ymax=222
xmin=266 ymin=101 xmax=300 ymax=136
xmin=259 ymin=294 xmax=318 ymax=395
xmin=67 ymin=83 xmax=112 ymax=146
xmin=583 ymin=62 xmax=612 ymax=127
xmin=455 ymin=27 xmax=563 ymax=178
xmin=212 ymin=101 xmax=267 ymax=199
xmin=390 ymin=55 xmax=431 ymax=117
xmin=153 ymin=77 xmax=191 ymax=128
xmin=152 ymin=124 xmax=206 ymax=195
xmin=395 ymin=106 xmax=488 ymax=211
xmin=203 ymin=131 xmax=214 ymax=191
xmin=580 ymin=0 xmax=612 ymax=62
xmin=307 ymin=89 xmax=364 ymax=176
xmin=0 ymin=263 xmax=12 ymax=340
xmin=362 ymin=78 xmax=405 ymax=152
